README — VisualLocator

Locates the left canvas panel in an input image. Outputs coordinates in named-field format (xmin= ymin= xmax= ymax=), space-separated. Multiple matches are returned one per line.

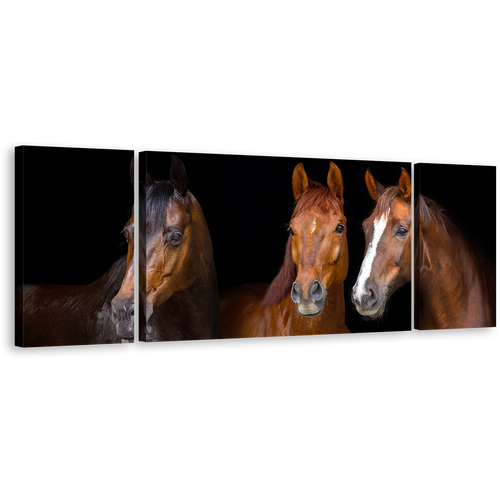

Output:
xmin=15 ymin=142 xmax=136 ymax=348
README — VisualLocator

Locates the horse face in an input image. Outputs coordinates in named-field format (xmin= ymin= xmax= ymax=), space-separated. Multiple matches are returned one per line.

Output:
xmin=144 ymin=196 xmax=199 ymax=321
xmin=352 ymin=169 xmax=411 ymax=318
xmin=289 ymin=161 xmax=348 ymax=317
xmin=290 ymin=209 xmax=348 ymax=316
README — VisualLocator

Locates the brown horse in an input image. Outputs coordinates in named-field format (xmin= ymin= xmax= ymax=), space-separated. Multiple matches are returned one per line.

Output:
xmin=17 ymin=258 xmax=133 ymax=347
xmin=352 ymin=168 xmax=411 ymax=318
xmin=15 ymin=157 xmax=220 ymax=347
xmin=415 ymin=195 xmax=495 ymax=329
xmin=220 ymin=162 xmax=349 ymax=338
xmin=129 ymin=155 xmax=220 ymax=342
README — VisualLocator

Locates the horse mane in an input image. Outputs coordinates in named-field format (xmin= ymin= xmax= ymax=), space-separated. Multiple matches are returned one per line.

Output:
xmin=261 ymin=181 xmax=341 ymax=308
xmin=416 ymin=194 xmax=495 ymax=295
xmin=416 ymin=194 xmax=450 ymax=233
xmin=99 ymin=256 xmax=128 ymax=301
xmin=146 ymin=180 xmax=187 ymax=233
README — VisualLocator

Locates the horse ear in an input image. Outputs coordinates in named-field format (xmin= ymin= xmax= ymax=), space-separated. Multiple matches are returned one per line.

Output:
xmin=130 ymin=156 xmax=153 ymax=189
xmin=292 ymin=163 xmax=309 ymax=200
xmin=365 ymin=169 xmax=385 ymax=201
xmin=170 ymin=155 xmax=189 ymax=197
xmin=399 ymin=168 xmax=411 ymax=200
xmin=327 ymin=162 xmax=344 ymax=201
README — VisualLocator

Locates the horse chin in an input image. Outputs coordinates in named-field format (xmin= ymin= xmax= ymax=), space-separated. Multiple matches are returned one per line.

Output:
xmin=297 ymin=302 xmax=325 ymax=317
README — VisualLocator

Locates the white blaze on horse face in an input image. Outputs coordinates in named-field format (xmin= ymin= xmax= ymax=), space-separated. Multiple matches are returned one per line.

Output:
xmin=354 ymin=211 xmax=388 ymax=299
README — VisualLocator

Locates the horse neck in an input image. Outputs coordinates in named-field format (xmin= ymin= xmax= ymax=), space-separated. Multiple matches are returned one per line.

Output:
xmin=418 ymin=223 xmax=494 ymax=328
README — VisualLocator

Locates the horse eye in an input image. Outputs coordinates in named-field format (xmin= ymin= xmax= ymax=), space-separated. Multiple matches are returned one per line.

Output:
xmin=288 ymin=226 xmax=295 ymax=236
xmin=397 ymin=227 xmax=408 ymax=236
xmin=335 ymin=224 xmax=344 ymax=234
xmin=171 ymin=232 xmax=183 ymax=243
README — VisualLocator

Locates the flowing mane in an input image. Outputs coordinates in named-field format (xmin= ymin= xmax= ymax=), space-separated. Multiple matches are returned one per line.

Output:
xmin=416 ymin=194 xmax=450 ymax=231
xmin=416 ymin=194 xmax=495 ymax=291
xmin=262 ymin=181 xmax=342 ymax=307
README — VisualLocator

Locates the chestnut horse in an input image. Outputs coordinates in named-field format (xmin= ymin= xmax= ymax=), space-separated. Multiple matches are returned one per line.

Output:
xmin=123 ymin=155 xmax=220 ymax=342
xmin=415 ymin=195 xmax=495 ymax=329
xmin=220 ymin=162 xmax=349 ymax=338
xmin=15 ymin=157 xmax=220 ymax=347
xmin=352 ymin=168 xmax=411 ymax=318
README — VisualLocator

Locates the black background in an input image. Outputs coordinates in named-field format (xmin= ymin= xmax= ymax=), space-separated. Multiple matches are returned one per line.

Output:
xmin=17 ymin=151 xmax=495 ymax=335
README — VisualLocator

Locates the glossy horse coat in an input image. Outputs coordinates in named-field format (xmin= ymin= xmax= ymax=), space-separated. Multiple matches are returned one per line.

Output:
xmin=220 ymin=162 xmax=349 ymax=337
xmin=415 ymin=195 xmax=495 ymax=329
xmin=17 ymin=258 xmax=131 ymax=347
xmin=352 ymin=168 xmax=411 ymax=318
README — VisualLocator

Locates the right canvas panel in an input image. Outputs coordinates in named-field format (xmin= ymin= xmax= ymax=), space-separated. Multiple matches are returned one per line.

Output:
xmin=414 ymin=163 xmax=496 ymax=330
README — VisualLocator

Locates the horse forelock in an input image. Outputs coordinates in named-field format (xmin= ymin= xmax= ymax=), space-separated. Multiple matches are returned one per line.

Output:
xmin=371 ymin=186 xmax=409 ymax=221
xmin=292 ymin=180 xmax=342 ymax=218
xmin=146 ymin=180 xmax=189 ymax=233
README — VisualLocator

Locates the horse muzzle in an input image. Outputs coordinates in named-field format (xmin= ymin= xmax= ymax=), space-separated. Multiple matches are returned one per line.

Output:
xmin=111 ymin=297 xmax=135 ymax=340
xmin=291 ymin=279 xmax=327 ymax=317
xmin=352 ymin=284 xmax=387 ymax=318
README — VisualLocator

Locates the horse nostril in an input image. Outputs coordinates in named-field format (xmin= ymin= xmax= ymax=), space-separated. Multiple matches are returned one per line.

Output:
xmin=365 ymin=287 xmax=377 ymax=307
xmin=310 ymin=280 xmax=324 ymax=302
xmin=291 ymin=282 xmax=301 ymax=303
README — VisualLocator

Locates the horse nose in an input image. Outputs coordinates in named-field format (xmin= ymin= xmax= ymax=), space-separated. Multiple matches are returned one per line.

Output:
xmin=291 ymin=280 xmax=325 ymax=304
xmin=111 ymin=297 xmax=134 ymax=322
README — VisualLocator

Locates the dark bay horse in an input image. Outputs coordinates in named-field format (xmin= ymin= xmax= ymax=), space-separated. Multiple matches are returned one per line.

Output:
xmin=220 ymin=162 xmax=349 ymax=338
xmin=352 ymin=168 xmax=411 ymax=318
xmin=17 ymin=259 xmax=131 ymax=347
xmin=415 ymin=195 xmax=495 ymax=329
xmin=15 ymin=157 xmax=220 ymax=347
xmin=122 ymin=155 xmax=220 ymax=342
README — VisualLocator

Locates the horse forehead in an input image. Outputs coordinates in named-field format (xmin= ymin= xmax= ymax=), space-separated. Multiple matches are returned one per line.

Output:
xmin=365 ymin=208 xmax=389 ymax=237
xmin=295 ymin=210 xmax=341 ymax=231
xmin=391 ymin=198 xmax=411 ymax=219
xmin=165 ymin=207 xmax=189 ymax=226
xmin=160 ymin=200 xmax=191 ymax=226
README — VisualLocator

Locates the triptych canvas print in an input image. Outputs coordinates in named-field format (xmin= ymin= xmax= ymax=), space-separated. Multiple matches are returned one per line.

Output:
xmin=15 ymin=146 xmax=496 ymax=347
